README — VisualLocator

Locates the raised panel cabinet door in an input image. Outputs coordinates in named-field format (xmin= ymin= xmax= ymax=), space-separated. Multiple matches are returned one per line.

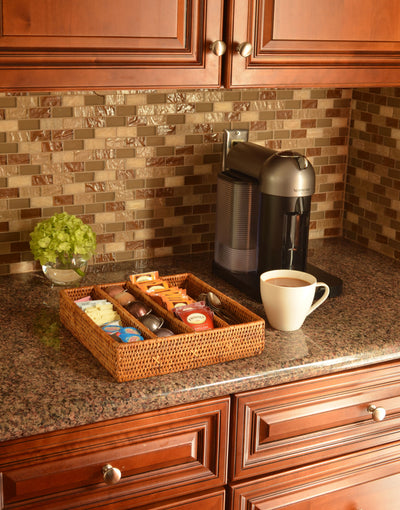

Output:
xmin=0 ymin=0 xmax=224 ymax=90
xmin=0 ymin=397 xmax=229 ymax=509
xmin=229 ymin=441 xmax=400 ymax=509
xmin=226 ymin=0 xmax=400 ymax=88
xmin=230 ymin=360 xmax=400 ymax=481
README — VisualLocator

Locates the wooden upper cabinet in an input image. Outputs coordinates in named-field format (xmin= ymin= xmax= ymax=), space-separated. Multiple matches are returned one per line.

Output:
xmin=226 ymin=0 xmax=400 ymax=88
xmin=2 ymin=0 xmax=400 ymax=90
xmin=0 ymin=0 xmax=224 ymax=90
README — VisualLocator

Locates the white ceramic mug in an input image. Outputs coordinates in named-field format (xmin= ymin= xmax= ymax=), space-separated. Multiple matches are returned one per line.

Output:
xmin=260 ymin=269 xmax=330 ymax=331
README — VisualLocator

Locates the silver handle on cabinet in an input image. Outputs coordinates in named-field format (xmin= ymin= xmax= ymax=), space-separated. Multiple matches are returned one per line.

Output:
xmin=236 ymin=42 xmax=252 ymax=58
xmin=367 ymin=404 xmax=386 ymax=422
xmin=209 ymin=40 xmax=227 ymax=56
xmin=102 ymin=463 xmax=121 ymax=485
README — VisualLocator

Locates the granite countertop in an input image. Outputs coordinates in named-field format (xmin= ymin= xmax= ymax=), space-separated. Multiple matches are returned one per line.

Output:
xmin=1 ymin=238 xmax=399 ymax=443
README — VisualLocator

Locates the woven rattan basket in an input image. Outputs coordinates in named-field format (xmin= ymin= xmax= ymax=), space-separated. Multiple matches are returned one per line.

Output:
xmin=59 ymin=273 xmax=265 ymax=382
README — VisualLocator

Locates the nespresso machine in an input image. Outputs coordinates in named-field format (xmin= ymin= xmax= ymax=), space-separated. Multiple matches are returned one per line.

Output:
xmin=213 ymin=131 xmax=342 ymax=301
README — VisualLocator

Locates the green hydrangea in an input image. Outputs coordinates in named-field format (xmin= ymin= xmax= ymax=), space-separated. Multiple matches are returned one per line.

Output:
xmin=30 ymin=212 xmax=97 ymax=266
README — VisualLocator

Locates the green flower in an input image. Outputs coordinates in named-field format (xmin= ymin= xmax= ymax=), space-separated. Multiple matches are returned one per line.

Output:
xmin=30 ymin=212 xmax=97 ymax=266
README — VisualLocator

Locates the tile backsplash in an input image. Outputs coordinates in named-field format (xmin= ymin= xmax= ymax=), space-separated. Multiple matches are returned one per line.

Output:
xmin=0 ymin=86 xmax=398 ymax=276
xmin=345 ymin=88 xmax=400 ymax=260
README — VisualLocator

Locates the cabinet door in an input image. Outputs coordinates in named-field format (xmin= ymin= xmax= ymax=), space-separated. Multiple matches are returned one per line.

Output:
xmin=226 ymin=0 xmax=400 ymax=88
xmin=0 ymin=397 xmax=229 ymax=509
xmin=229 ymin=441 xmax=400 ymax=509
xmin=0 ymin=0 xmax=224 ymax=90
xmin=230 ymin=360 xmax=400 ymax=481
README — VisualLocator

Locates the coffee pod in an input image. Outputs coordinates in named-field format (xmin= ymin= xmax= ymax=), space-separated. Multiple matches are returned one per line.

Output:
xmin=125 ymin=300 xmax=152 ymax=319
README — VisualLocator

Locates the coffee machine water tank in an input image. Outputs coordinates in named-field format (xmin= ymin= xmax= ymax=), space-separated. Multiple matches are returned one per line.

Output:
xmin=215 ymin=142 xmax=315 ymax=276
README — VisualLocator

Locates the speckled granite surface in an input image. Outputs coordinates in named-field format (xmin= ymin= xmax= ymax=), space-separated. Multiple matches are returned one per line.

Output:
xmin=1 ymin=238 xmax=399 ymax=442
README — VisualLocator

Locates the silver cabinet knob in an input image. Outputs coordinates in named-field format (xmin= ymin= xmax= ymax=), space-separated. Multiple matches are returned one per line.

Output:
xmin=236 ymin=42 xmax=252 ymax=57
xmin=367 ymin=404 xmax=386 ymax=422
xmin=102 ymin=463 xmax=121 ymax=485
xmin=209 ymin=40 xmax=227 ymax=56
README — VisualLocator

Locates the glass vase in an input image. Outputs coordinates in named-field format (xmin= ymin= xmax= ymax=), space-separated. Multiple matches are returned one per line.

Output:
xmin=42 ymin=255 xmax=88 ymax=286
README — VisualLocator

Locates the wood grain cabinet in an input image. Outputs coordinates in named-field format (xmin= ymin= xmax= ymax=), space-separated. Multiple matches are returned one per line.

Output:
xmin=0 ymin=0 xmax=225 ymax=90
xmin=228 ymin=360 xmax=400 ymax=509
xmin=226 ymin=0 xmax=400 ymax=88
xmin=2 ymin=0 xmax=400 ymax=90
xmin=229 ymin=442 xmax=400 ymax=509
xmin=2 ymin=362 xmax=400 ymax=508
xmin=0 ymin=397 xmax=229 ymax=509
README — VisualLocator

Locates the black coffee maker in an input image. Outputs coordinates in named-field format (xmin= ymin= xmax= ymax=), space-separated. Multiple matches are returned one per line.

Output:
xmin=213 ymin=140 xmax=342 ymax=300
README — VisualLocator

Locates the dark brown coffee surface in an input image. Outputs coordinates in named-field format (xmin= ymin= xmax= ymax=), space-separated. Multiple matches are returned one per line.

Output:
xmin=266 ymin=277 xmax=310 ymax=287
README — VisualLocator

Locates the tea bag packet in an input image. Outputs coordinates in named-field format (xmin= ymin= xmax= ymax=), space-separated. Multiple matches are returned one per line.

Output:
xmin=82 ymin=301 xmax=121 ymax=326
xmin=129 ymin=271 xmax=159 ymax=284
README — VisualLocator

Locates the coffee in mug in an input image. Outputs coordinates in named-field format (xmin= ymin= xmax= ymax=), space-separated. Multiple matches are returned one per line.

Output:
xmin=265 ymin=277 xmax=309 ymax=287
xmin=260 ymin=269 xmax=330 ymax=331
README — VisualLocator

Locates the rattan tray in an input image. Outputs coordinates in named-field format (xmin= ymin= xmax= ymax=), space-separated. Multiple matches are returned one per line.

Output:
xmin=59 ymin=273 xmax=265 ymax=382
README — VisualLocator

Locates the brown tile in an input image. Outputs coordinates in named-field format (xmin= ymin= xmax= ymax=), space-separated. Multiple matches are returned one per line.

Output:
xmin=106 ymin=117 xmax=125 ymax=127
xmin=18 ymin=119 xmax=40 ymax=130
xmin=85 ymin=94 xmax=105 ymax=105
xmin=85 ymin=161 xmax=105 ymax=171
xmin=29 ymin=107 xmax=51 ymax=118
xmin=30 ymin=130 xmax=51 ymax=141
xmin=106 ymin=201 xmax=125 ymax=212
xmin=291 ymin=129 xmax=307 ymax=138
xmin=146 ymin=136 xmax=165 ymax=146
xmin=53 ymin=195 xmax=73 ymax=205
xmin=32 ymin=175 xmax=53 ymax=185
xmin=95 ymin=192 xmax=115 ymax=202
xmin=40 ymin=96 xmax=62 ymax=107
xmin=85 ymin=182 xmax=106 ymax=193
xmin=64 ymin=140 xmax=84 ymax=151
xmin=42 ymin=142 xmax=63 ymax=152
xmin=0 ymin=97 xmax=17 ymax=107
xmin=147 ymin=93 xmax=167 ymax=104
xmin=53 ymin=107 xmax=73 ymax=118
xmin=9 ymin=153 xmax=30 ymax=164
xmin=0 ymin=188 xmax=19 ymax=198
xmin=0 ymin=253 xmax=21 ymax=264
xmin=64 ymin=162 xmax=85 ymax=172
xmin=53 ymin=129 xmax=74 ymax=140
xmin=0 ymin=143 xmax=18 ymax=153
xmin=116 ymin=105 xmax=136 ymax=116
xmin=277 ymin=110 xmax=293 ymax=119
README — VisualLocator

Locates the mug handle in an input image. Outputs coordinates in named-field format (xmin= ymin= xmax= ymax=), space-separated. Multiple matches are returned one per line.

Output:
xmin=307 ymin=282 xmax=330 ymax=316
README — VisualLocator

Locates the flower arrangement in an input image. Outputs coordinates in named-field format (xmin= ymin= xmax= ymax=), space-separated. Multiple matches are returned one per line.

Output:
xmin=30 ymin=212 xmax=97 ymax=267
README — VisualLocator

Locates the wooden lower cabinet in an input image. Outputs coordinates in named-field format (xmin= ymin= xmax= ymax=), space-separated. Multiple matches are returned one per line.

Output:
xmin=0 ymin=397 xmax=229 ymax=509
xmin=229 ymin=361 xmax=400 ymax=482
xmin=228 ymin=360 xmax=400 ymax=509
xmin=2 ymin=361 xmax=400 ymax=509
xmin=229 ymin=442 xmax=400 ymax=509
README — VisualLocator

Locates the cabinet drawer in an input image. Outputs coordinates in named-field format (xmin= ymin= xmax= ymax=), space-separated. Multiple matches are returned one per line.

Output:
xmin=229 ymin=441 xmax=400 ymax=510
xmin=230 ymin=361 xmax=400 ymax=481
xmin=0 ymin=397 xmax=229 ymax=509
xmin=96 ymin=488 xmax=226 ymax=510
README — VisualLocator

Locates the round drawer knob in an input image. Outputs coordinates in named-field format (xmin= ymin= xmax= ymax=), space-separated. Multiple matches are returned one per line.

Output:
xmin=209 ymin=40 xmax=227 ymax=56
xmin=236 ymin=41 xmax=252 ymax=58
xmin=102 ymin=463 xmax=121 ymax=485
xmin=367 ymin=404 xmax=386 ymax=422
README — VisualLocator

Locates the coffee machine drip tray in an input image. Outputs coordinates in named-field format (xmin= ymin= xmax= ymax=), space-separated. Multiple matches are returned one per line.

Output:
xmin=212 ymin=261 xmax=343 ymax=302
